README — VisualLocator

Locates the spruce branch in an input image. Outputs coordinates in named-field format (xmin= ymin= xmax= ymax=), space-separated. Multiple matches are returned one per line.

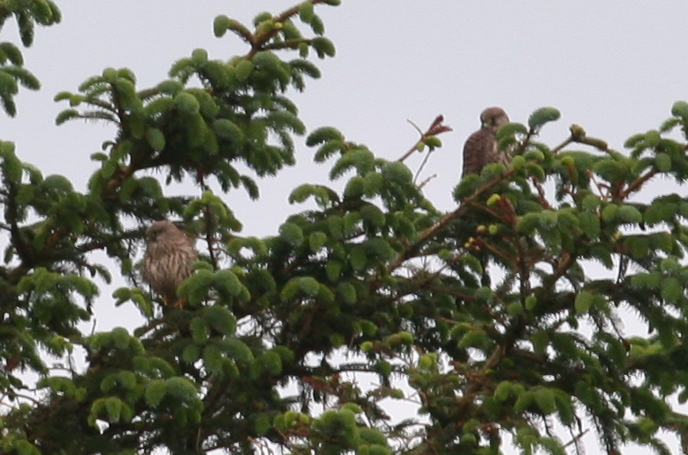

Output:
xmin=387 ymin=167 xmax=516 ymax=273
xmin=247 ymin=0 xmax=338 ymax=58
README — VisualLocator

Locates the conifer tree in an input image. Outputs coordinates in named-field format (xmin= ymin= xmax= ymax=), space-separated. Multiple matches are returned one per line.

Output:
xmin=3 ymin=1 xmax=688 ymax=454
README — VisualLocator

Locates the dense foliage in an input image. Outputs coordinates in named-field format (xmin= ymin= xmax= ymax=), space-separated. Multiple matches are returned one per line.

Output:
xmin=3 ymin=1 xmax=688 ymax=454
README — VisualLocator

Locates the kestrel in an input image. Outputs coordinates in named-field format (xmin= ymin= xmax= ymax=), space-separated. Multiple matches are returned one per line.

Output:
xmin=461 ymin=107 xmax=511 ymax=177
xmin=141 ymin=220 xmax=198 ymax=307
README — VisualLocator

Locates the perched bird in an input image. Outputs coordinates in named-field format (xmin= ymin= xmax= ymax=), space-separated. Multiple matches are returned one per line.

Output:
xmin=461 ymin=107 xmax=511 ymax=177
xmin=141 ymin=220 xmax=198 ymax=307
xmin=458 ymin=108 xmax=512 ymax=287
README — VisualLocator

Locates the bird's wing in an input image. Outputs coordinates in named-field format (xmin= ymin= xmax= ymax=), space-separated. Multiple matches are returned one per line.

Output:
xmin=462 ymin=129 xmax=494 ymax=177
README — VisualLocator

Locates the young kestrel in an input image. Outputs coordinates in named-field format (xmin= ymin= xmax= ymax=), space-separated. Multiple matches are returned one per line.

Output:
xmin=141 ymin=220 xmax=198 ymax=307
xmin=461 ymin=107 xmax=511 ymax=177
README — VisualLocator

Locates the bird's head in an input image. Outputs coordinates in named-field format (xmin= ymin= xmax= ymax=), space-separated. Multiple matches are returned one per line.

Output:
xmin=480 ymin=107 xmax=510 ymax=131
xmin=146 ymin=220 xmax=176 ymax=243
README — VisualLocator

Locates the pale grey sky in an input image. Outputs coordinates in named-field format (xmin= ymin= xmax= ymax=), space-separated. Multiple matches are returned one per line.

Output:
xmin=5 ymin=2 xmax=688 ymax=453
xmin=8 ymin=1 xmax=688 ymax=235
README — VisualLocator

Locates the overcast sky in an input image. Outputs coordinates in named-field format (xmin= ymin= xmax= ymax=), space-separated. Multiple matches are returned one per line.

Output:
xmin=6 ymin=2 xmax=688 ymax=453
xmin=9 ymin=1 xmax=688 ymax=233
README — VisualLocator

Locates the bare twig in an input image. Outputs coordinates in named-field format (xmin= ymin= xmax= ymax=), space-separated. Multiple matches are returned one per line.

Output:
xmin=619 ymin=168 xmax=658 ymax=199
xmin=551 ymin=136 xmax=573 ymax=155
xmin=531 ymin=176 xmax=552 ymax=209
xmin=563 ymin=429 xmax=589 ymax=448
xmin=398 ymin=115 xmax=453 ymax=163
xmin=414 ymin=151 xmax=434 ymax=184
xmin=417 ymin=173 xmax=437 ymax=190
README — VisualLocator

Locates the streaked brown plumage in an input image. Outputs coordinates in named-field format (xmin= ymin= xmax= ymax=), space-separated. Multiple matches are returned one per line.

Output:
xmin=141 ymin=220 xmax=198 ymax=307
xmin=461 ymin=107 xmax=511 ymax=177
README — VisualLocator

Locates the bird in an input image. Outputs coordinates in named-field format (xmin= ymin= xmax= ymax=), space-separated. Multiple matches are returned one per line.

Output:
xmin=461 ymin=107 xmax=511 ymax=177
xmin=141 ymin=220 xmax=198 ymax=307
xmin=458 ymin=108 xmax=512 ymax=287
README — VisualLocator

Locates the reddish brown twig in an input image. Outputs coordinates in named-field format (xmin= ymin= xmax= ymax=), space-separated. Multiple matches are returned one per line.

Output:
xmin=398 ymin=115 xmax=453 ymax=163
